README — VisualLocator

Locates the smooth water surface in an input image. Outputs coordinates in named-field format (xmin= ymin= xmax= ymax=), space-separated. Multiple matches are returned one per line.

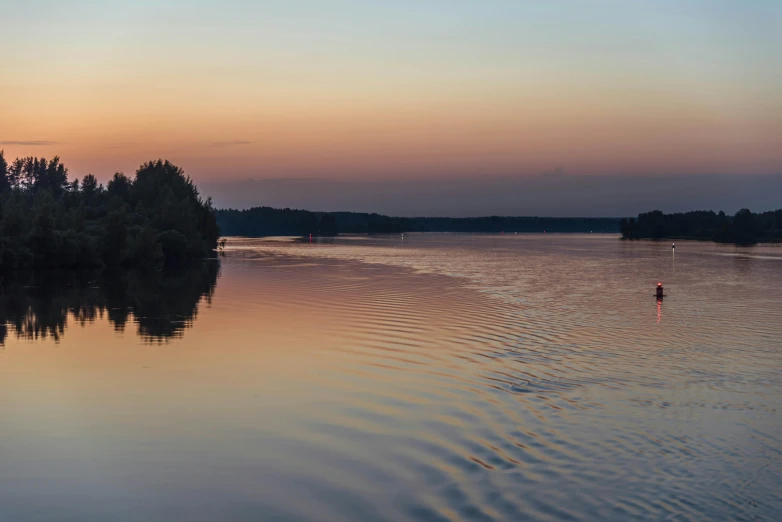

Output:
xmin=1 ymin=234 xmax=781 ymax=521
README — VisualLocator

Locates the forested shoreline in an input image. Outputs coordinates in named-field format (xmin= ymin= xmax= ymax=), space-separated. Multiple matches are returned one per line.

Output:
xmin=3 ymin=148 xmax=774 ymax=267
xmin=0 ymin=152 xmax=219 ymax=269
xmin=216 ymin=206 xmax=620 ymax=237
xmin=620 ymin=209 xmax=782 ymax=245
xmin=219 ymin=206 xmax=782 ymax=246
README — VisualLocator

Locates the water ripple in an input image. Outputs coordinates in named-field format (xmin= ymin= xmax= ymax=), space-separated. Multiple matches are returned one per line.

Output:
xmin=2 ymin=235 xmax=780 ymax=522
xmin=219 ymin=235 xmax=782 ymax=521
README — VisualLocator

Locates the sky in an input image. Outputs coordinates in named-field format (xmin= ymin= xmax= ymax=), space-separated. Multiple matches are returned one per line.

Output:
xmin=2 ymin=0 xmax=781 ymax=215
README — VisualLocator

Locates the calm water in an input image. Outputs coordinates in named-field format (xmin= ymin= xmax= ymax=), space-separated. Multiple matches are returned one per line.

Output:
xmin=1 ymin=234 xmax=781 ymax=521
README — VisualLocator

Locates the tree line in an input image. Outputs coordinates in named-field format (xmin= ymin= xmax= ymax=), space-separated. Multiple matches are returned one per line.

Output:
xmin=620 ymin=209 xmax=782 ymax=245
xmin=215 ymin=207 xmax=620 ymax=237
xmin=216 ymin=207 xmax=339 ymax=237
xmin=0 ymin=151 xmax=219 ymax=269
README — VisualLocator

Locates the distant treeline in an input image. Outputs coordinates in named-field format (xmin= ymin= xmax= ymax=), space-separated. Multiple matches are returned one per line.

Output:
xmin=620 ymin=209 xmax=782 ymax=245
xmin=216 ymin=206 xmax=620 ymax=237
xmin=0 ymin=152 xmax=219 ymax=269
xmin=216 ymin=207 xmax=338 ymax=237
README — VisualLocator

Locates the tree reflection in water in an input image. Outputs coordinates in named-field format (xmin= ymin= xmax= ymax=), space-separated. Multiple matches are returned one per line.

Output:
xmin=0 ymin=261 xmax=219 ymax=345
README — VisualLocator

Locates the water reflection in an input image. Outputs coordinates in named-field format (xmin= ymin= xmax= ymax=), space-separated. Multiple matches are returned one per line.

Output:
xmin=3 ymin=236 xmax=782 ymax=522
xmin=0 ymin=262 xmax=219 ymax=345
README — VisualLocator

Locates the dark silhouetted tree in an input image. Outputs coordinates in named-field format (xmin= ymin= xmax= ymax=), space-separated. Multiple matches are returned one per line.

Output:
xmin=81 ymin=174 xmax=100 ymax=198
xmin=107 ymin=172 xmax=132 ymax=200
xmin=621 ymin=208 xmax=779 ymax=245
xmin=0 ymin=156 xmax=220 ymax=269
xmin=732 ymin=209 xmax=757 ymax=245
xmin=0 ymin=150 xmax=8 ymax=192
xmin=319 ymin=213 xmax=338 ymax=236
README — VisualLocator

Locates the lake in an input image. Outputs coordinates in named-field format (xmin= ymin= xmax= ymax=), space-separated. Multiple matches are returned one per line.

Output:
xmin=1 ymin=234 xmax=781 ymax=521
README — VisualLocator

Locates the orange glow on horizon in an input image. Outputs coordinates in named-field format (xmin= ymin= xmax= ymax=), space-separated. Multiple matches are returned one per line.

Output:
xmin=2 ymin=2 xmax=781 ymax=185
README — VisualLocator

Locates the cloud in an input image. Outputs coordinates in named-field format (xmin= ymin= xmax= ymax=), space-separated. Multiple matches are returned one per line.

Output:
xmin=0 ymin=140 xmax=59 ymax=146
xmin=208 ymin=140 xmax=252 ymax=148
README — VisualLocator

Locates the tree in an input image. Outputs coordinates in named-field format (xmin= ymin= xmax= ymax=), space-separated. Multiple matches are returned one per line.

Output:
xmin=0 ymin=150 xmax=8 ymax=192
xmin=102 ymin=208 xmax=129 ymax=265
xmin=0 ymin=155 xmax=220 ymax=269
xmin=621 ymin=208 xmax=774 ymax=245
xmin=319 ymin=213 xmax=338 ymax=236
xmin=34 ymin=156 xmax=69 ymax=194
xmin=732 ymin=209 xmax=757 ymax=245
xmin=30 ymin=193 xmax=57 ymax=266
xmin=619 ymin=218 xmax=631 ymax=239
xmin=82 ymin=174 xmax=99 ymax=198
xmin=107 ymin=172 xmax=132 ymax=200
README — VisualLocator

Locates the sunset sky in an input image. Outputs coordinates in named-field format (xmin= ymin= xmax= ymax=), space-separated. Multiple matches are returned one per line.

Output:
xmin=2 ymin=1 xmax=781 ymax=212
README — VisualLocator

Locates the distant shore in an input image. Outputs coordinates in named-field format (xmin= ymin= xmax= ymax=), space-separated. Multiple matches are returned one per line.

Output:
xmin=620 ymin=209 xmax=782 ymax=246
xmin=216 ymin=206 xmax=621 ymax=237
xmin=217 ymin=206 xmax=782 ymax=246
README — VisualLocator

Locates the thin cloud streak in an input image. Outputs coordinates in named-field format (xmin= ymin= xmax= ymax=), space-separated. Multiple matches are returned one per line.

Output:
xmin=208 ymin=140 xmax=252 ymax=148
xmin=0 ymin=140 xmax=59 ymax=146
